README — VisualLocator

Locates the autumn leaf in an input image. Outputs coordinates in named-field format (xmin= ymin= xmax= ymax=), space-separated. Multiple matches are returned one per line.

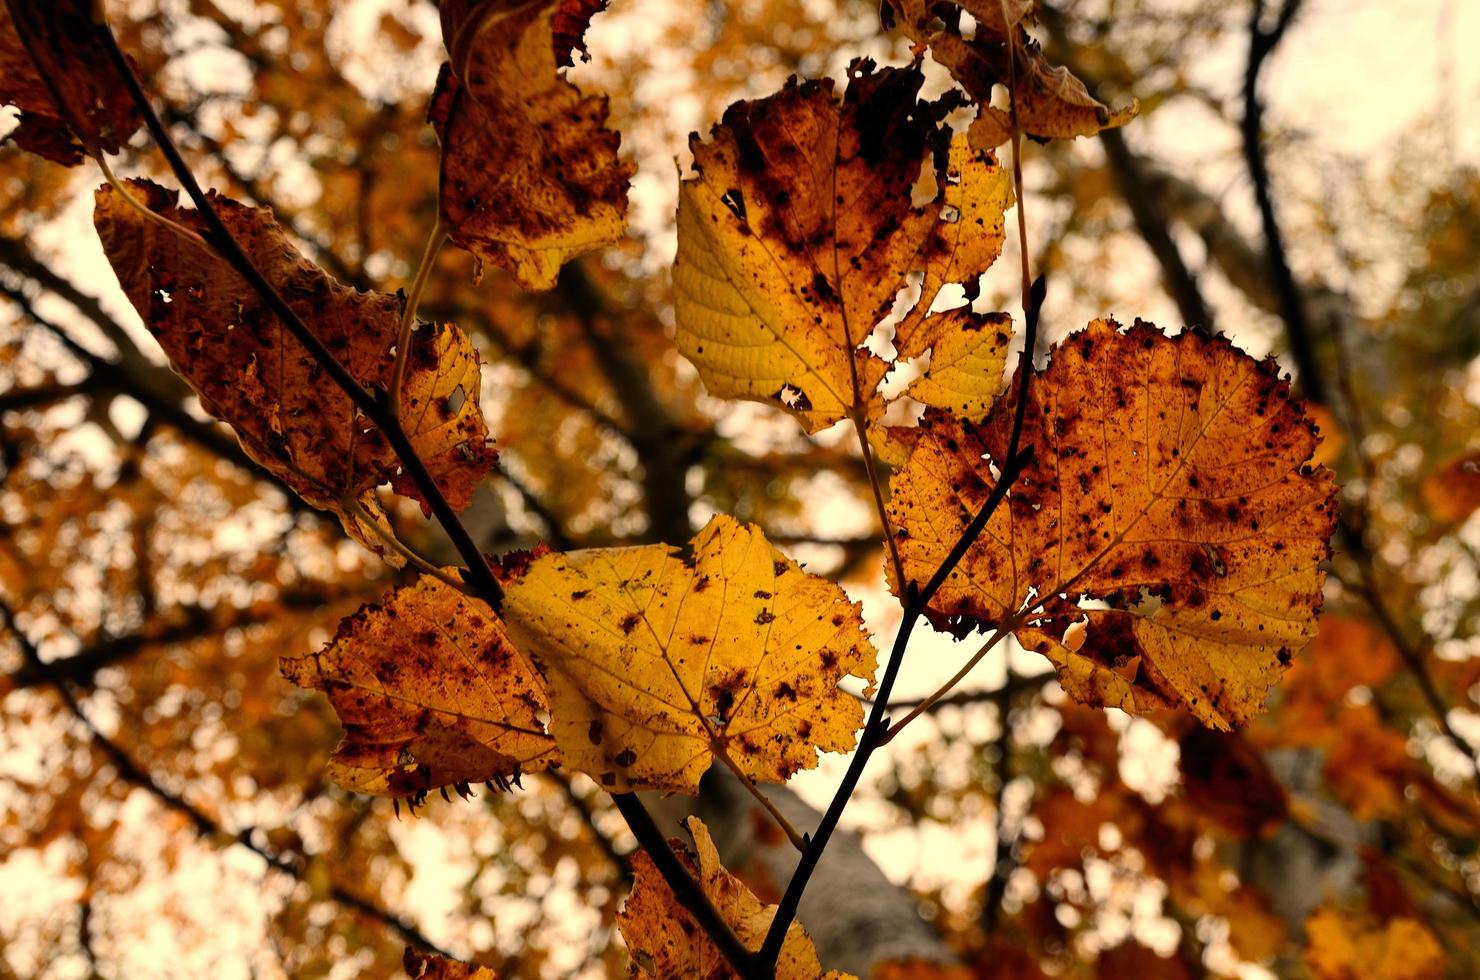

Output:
xmin=888 ymin=0 xmax=1137 ymax=149
xmin=404 ymin=948 xmax=499 ymax=978
xmin=618 ymin=816 xmax=847 ymax=979
xmin=431 ymin=0 xmax=632 ymax=290
xmin=93 ymin=178 xmax=498 ymax=554
xmin=0 ymin=0 xmax=141 ymax=165
xmin=673 ymin=61 xmax=1013 ymax=433
xmin=281 ymin=574 xmax=557 ymax=798
xmin=888 ymin=319 xmax=1337 ymax=728
xmin=501 ymin=515 xmax=876 ymax=793
xmin=1304 ymin=907 xmax=1445 ymax=980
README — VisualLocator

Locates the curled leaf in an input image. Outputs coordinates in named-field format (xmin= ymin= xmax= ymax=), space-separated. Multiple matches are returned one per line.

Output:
xmin=502 ymin=514 xmax=876 ymax=793
xmin=281 ymin=574 xmax=557 ymax=798
xmin=431 ymin=0 xmax=631 ymax=290
xmin=888 ymin=319 xmax=1337 ymax=728
xmin=0 ymin=1 xmax=141 ymax=165
xmin=93 ymin=179 xmax=498 ymax=553
xmin=404 ymin=948 xmax=499 ymax=978
xmin=674 ymin=62 xmax=1013 ymax=432
xmin=618 ymin=816 xmax=845 ymax=979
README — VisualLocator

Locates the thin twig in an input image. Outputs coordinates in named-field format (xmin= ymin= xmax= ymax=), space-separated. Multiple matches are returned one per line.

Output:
xmin=715 ymin=749 xmax=807 ymax=852
xmin=341 ymin=495 xmax=471 ymax=593
xmin=0 ymin=598 xmax=451 ymax=957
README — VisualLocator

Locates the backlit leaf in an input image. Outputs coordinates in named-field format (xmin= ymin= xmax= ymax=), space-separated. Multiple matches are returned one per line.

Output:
xmin=431 ymin=0 xmax=632 ymax=290
xmin=1422 ymin=449 xmax=1480 ymax=524
xmin=888 ymin=0 xmax=1137 ymax=149
xmin=888 ymin=319 xmax=1337 ymax=728
xmin=281 ymin=574 xmax=557 ymax=798
xmin=674 ymin=62 xmax=1013 ymax=433
xmin=617 ymin=816 xmax=846 ymax=979
xmin=502 ymin=514 xmax=876 ymax=793
xmin=93 ymin=178 xmax=498 ymax=554
xmin=0 ymin=1 xmax=141 ymax=165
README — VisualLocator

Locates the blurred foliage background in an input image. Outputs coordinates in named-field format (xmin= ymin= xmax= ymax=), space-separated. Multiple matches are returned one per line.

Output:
xmin=2 ymin=0 xmax=1479 ymax=976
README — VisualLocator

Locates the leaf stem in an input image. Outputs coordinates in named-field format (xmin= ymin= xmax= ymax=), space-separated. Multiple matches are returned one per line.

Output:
xmin=715 ymin=748 xmax=807 ymax=852
xmin=94 ymin=152 xmax=207 ymax=247
xmin=882 ymin=624 xmax=1015 ymax=743
xmin=340 ymin=496 xmax=471 ymax=593
xmin=390 ymin=219 xmax=447 ymax=419
xmin=92 ymin=17 xmax=505 ymax=609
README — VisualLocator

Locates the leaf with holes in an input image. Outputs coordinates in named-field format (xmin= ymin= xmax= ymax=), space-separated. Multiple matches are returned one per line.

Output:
xmin=887 ymin=0 xmax=1138 ymax=149
xmin=887 ymin=319 xmax=1337 ymax=728
xmin=93 ymin=178 xmax=498 ymax=556
xmin=0 ymin=1 xmax=142 ymax=165
xmin=618 ymin=816 xmax=850 ymax=979
xmin=501 ymin=514 xmax=876 ymax=793
xmin=673 ymin=61 xmax=1013 ymax=433
xmin=432 ymin=0 xmax=632 ymax=290
xmin=281 ymin=574 xmax=557 ymax=798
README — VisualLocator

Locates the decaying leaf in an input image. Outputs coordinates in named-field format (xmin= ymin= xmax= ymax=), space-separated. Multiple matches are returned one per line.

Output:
xmin=617 ymin=816 xmax=844 ymax=979
xmin=431 ymin=0 xmax=632 ymax=290
xmin=93 ymin=179 xmax=498 ymax=553
xmin=0 ymin=1 xmax=141 ymax=165
xmin=502 ymin=514 xmax=876 ymax=793
xmin=888 ymin=319 xmax=1337 ymax=728
xmin=281 ymin=574 xmax=557 ymax=798
xmin=888 ymin=0 xmax=1138 ymax=149
xmin=674 ymin=61 xmax=1013 ymax=433
xmin=404 ymin=948 xmax=500 ymax=979
xmin=1303 ymin=907 xmax=1444 ymax=980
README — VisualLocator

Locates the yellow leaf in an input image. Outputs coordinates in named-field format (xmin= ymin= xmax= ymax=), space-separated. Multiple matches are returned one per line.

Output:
xmin=502 ymin=515 xmax=876 ymax=793
xmin=674 ymin=63 xmax=1012 ymax=433
xmin=281 ymin=574 xmax=557 ymax=798
xmin=901 ymin=309 xmax=1013 ymax=422
xmin=432 ymin=0 xmax=632 ymax=290
xmin=617 ymin=816 xmax=850 ymax=979
xmin=1304 ymin=907 xmax=1445 ymax=980
xmin=888 ymin=320 xmax=1338 ymax=728
xmin=93 ymin=179 xmax=498 ymax=558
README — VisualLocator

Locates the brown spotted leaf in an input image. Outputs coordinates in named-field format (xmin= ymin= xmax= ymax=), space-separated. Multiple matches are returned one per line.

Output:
xmin=889 ymin=0 xmax=1137 ymax=149
xmin=674 ymin=62 xmax=1013 ymax=433
xmin=281 ymin=574 xmax=557 ymax=798
xmin=432 ymin=0 xmax=631 ymax=291
xmin=501 ymin=515 xmax=876 ymax=793
xmin=887 ymin=319 xmax=1338 ymax=728
xmin=0 ymin=1 xmax=141 ymax=165
xmin=404 ymin=948 xmax=499 ymax=979
xmin=618 ymin=816 xmax=846 ymax=979
xmin=93 ymin=179 xmax=498 ymax=554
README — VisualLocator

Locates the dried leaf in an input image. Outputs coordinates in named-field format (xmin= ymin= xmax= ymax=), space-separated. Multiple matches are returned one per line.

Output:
xmin=674 ymin=62 xmax=1013 ymax=432
xmin=94 ymin=179 xmax=498 ymax=553
xmin=431 ymin=0 xmax=632 ymax=290
xmin=0 ymin=1 xmax=141 ymax=165
xmin=889 ymin=0 xmax=1137 ymax=149
xmin=502 ymin=514 xmax=876 ymax=793
xmin=617 ymin=816 xmax=846 ymax=979
xmin=281 ymin=574 xmax=557 ymax=798
xmin=404 ymin=948 xmax=500 ymax=979
xmin=888 ymin=320 xmax=1337 ymax=728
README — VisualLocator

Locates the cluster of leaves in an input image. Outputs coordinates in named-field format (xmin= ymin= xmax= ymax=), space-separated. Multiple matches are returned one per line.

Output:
xmin=8 ymin=0 xmax=1480 ymax=977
